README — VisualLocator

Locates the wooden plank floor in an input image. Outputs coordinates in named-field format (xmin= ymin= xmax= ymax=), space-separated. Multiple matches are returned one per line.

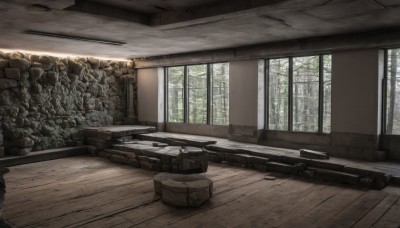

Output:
xmin=3 ymin=156 xmax=400 ymax=228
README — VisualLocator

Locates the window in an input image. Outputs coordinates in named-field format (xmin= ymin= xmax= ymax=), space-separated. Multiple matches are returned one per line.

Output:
xmin=267 ymin=55 xmax=332 ymax=133
xmin=188 ymin=65 xmax=208 ymax=124
xmin=211 ymin=63 xmax=229 ymax=125
xmin=385 ymin=49 xmax=400 ymax=134
xmin=166 ymin=63 xmax=229 ymax=125
xmin=167 ymin=66 xmax=184 ymax=123
xmin=268 ymin=58 xmax=289 ymax=131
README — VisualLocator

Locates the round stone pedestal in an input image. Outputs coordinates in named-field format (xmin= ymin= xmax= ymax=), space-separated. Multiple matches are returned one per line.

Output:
xmin=154 ymin=173 xmax=213 ymax=208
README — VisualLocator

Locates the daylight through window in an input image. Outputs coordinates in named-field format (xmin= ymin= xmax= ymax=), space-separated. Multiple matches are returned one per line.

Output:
xmin=166 ymin=63 xmax=229 ymax=125
xmin=385 ymin=49 xmax=400 ymax=135
xmin=267 ymin=55 xmax=332 ymax=133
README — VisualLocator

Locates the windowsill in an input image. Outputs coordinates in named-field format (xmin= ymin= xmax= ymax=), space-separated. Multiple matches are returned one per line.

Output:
xmin=264 ymin=129 xmax=331 ymax=136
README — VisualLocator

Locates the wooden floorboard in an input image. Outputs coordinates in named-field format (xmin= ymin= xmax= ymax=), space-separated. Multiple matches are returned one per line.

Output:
xmin=3 ymin=156 xmax=400 ymax=228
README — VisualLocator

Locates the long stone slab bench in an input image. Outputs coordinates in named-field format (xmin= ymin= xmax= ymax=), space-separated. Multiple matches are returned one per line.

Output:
xmin=135 ymin=133 xmax=400 ymax=189
xmin=78 ymin=125 xmax=156 ymax=153
xmin=87 ymin=131 xmax=399 ymax=189
xmin=204 ymin=143 xmax=393 ymax=189
xmin=138 ymin=133 xmax=217 ymax=147
xmin=100 ymin=141 xmax=208 ymax=173
xmin=0 ymin=146 xmax=88 ymax=167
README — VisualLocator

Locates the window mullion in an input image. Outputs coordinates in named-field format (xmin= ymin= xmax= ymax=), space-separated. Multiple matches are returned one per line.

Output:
xmin=184 ymin=66 xmax=188 ymax=123
xmin=382 ymin=50 xmax=388 ymax=134
xmin=265 ymin=59 xmax=270 ymax=130
xmin=318 ymin=55 xmax=324 ymax=133
xmin=165 ymin=68 xmax=168 ymax=123
xmin=288 ymin=57 xmax=293 ymax=132
xmin=207 ymin=64 xmax=212 ymax=125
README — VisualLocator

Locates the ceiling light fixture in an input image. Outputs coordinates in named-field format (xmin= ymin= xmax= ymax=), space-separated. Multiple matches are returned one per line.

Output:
xmin=24 ymin=30 xmax=126 ymax=46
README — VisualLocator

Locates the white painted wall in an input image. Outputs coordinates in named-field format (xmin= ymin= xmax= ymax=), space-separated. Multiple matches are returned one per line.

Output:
xmin=229 ymin=59 xmax=264 ymax=127
xmin=331 ymin=49 xmax=383 ymax=135
xmin=137 ymin=68 xmax=164 ymax=123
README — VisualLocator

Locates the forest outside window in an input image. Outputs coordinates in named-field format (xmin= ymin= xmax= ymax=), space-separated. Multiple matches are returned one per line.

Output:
xmin=166 ymin=63 xmax=229 ymax=125
xmin=267 ymin=55 xmax=332 ymax=133
xmin=385 ymin=49 xmax=400 ymax=135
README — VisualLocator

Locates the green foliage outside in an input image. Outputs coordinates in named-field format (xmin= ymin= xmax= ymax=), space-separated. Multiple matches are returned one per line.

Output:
xmin=167 ymin=63 xmax=229 ymax=125
xmin=387 ymin=49 xmax=400 ymax=134
xmin=269 ymin=55 xmax=332 ymax=133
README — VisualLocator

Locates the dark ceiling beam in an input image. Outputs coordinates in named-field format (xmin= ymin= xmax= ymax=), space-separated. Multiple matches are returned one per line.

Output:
xmin=150 ymin=0 xmax=288 ymax=27
xmin=65 ymin=0 xmax=151 ymax=25
xmin=134 ymin=28 xmax=400 ymax=68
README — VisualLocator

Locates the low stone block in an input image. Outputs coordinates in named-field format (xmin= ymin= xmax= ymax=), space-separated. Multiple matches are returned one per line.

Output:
xmin=308 ymin=167 xmax=360 ymax=185
xmin=374 ymin=174 xmax=392 ymax=190
xmin=110 ymin=154 xmax=129 ymax=165
xmin=86 ymin=137 xmax=113 ymax=150
xmin=128 ymin=158 xmax=140 ymax=168
xmin=155 ymin=173 xmax=213 ymax=208
xmin=208 ymin=151 xmax=223 ymax=163
xmin=161 ymin=179 xmax=189 ymax=207
xmin=300 ymin=149 xmax=329 ymax=160
xmin=98 ymin=151 xmax=112 ymax=159
xmin=88 ymin=145 xmax=98 ymax=155
xmin=188 ymin=180 xmax=212 ymax=207
xmin=139 ymin=156 xmax=161 ymax=171
xmin=265 ymin=162 xmax=295 ymax=174
xmin=178 ymin=147 xmax=208 ymax=173
xmin=225 ymin=153 xmax=249 ymax=166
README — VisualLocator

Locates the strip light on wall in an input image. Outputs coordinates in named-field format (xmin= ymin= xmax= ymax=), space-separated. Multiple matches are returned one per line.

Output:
xmin=0 ymin=48 xmax=130 ymax=61
xmin=24 ymin=30 xmax=126 ymax=46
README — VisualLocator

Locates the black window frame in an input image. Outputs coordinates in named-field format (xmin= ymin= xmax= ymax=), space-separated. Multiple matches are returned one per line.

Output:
xmin=265 ymin=54 xmax=332 ymax=134
xmin=165 ymin=62 xmax=229 ymax=125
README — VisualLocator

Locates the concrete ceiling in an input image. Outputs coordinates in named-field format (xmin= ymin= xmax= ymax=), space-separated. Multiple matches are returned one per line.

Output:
xmin=0 ymin=0 xmax=400 ymax=59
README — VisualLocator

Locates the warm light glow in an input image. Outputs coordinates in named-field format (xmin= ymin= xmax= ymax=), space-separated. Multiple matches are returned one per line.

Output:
xmin=0 ymin=48 xmax=130 ymax=62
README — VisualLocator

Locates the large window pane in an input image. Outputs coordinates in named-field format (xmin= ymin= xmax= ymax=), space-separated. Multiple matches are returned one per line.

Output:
xmin=188 ymin=65 xmax=207 ymax=124
xmin=292 ymin=56 xmax=319 ymax=132
xmin=323 ymin=55 xmax=332 ymax=133
xmin=167 ymin=66 xmax=184 ymax=123
xmin=269 ymin=58 xmax=289 ymax=130
xmin=211 ymin=63 xmax=229 ymax=125
xmin=387 ymin=49 xmax=400 ymax=134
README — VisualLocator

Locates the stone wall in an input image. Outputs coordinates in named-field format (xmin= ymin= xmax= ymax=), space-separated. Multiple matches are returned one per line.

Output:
xmin=0 ymin=51 xmax=136 ymax=156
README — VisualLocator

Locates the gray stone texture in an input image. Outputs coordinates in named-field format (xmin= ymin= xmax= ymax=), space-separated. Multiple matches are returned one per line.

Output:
xmin=0 ymin=52 xmax=137 ymax=156
xmin=154 ymin=172 xmax=213 ymax=208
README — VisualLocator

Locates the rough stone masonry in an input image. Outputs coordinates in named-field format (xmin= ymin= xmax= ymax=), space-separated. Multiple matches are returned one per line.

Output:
xmin=0 ymin=51 xmax=137 ymax=156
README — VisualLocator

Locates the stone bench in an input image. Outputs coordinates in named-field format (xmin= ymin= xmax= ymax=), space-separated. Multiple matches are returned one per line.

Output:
xmin=154 ymin=173 xmax=213 ymax=207
xmin=102 ymin=143 xmax=208 ymax=173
